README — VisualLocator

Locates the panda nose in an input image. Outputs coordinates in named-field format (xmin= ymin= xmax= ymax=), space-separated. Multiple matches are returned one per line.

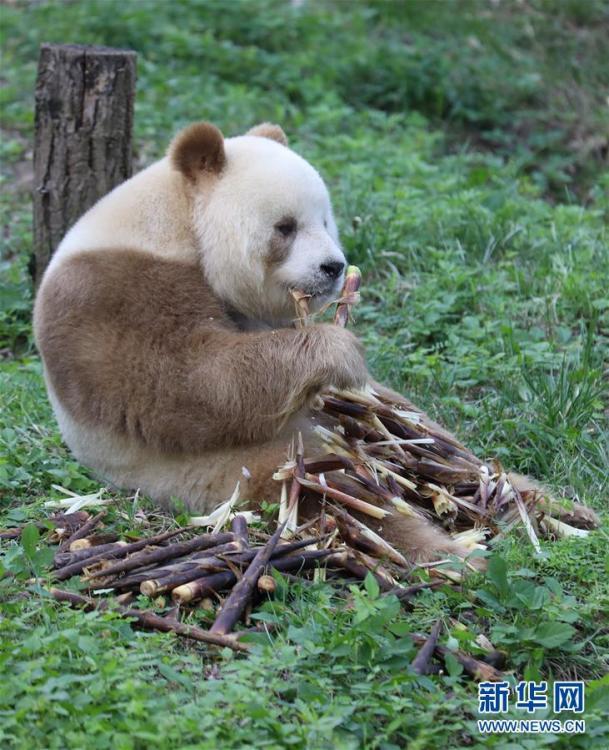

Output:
xmin=320 ymin=261 xmax=345 ymax=280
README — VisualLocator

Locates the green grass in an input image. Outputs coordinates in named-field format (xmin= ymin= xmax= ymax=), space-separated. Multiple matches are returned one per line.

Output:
xmin=1 ymin=1 xmax=608 ymax=748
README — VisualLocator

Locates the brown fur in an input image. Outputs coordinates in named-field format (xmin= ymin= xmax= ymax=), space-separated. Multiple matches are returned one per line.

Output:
xmin=169 ymin=122 xmax=226 ymax=181
xmin=34 ymin=249 xmax=368 ymax=455
xmin=247 ymin=122 xmax=289 ymax=146
xmin=266 ymin=228 xmax=294 ymax=266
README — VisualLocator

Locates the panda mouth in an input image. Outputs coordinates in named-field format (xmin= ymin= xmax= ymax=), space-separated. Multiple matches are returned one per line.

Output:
xmin=286 ymin=274 xmax=344 ymax=308
xmin=304 ymin=288 xmax=325 ymax=298
xmin=297 ymin=277 xmax=342 ymax=298
xmin=292 ymin=285 xmax=334 ymax=301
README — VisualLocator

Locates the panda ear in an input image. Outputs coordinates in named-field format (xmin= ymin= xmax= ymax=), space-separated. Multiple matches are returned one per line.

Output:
xmin=169 ymin=122 xmax=226 ymax=181
xmin=246 ymin=122 xmax=288 ymax=146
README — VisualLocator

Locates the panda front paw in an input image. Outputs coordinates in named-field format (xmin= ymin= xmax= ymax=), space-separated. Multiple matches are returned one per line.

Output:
xmin=310 ymin=324 xmax=369 ymax=391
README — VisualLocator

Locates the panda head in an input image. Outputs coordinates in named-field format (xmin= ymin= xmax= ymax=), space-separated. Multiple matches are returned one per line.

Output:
xmin=169 ymin=122 xmax=346 ymax=327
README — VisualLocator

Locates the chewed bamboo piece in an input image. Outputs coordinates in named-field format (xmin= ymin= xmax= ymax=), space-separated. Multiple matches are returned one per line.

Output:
xmin=278 ymin=433 xmax=304 ymax=539
xmin=334 ymin=265 xmax=361 ymax=327
xmin=290 ymin=289 xmax=311 ymax=327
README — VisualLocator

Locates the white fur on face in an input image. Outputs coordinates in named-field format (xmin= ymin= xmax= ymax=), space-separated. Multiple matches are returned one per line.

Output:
xmin=195 ymin=135 xmax=346 ymax=326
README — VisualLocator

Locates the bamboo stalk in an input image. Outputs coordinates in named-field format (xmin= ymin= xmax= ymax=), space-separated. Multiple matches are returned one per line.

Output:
xmin=411 ymin=620 xmax=442 ymax=675
xmin=280 ymin=433 xmax=305 ymax=538
xmin=171 ymin=570 xmax=237 ymax=604
xmin=331 ymin=471 xmax=395 ymax=505
xmin=110 ymin=564 xmax=204 ymax=593
xmin=135 ymin=536 xmax=330 ymax=595
xmin=171 ymin=549 xmax=334 ymax=605
xmin=289 ymin=433 xmax=305 ymax=505
xmin=334 ymin=265 xmax=361 ymax=327
xmin=329 ymin=386 xmax=383 ymax=407
xmin=290 ymin=288 xmax=311 ymax=326
xmin=139 ymin=532 xmax=328 ymax=597
xmin=54 ymin=540 xmax=129 ymax=569
xmin=512 ymin=485 xmax=542 ymax=554
xmin=0 ymin=527 xmax=27 ymax=540
xmin=374 ymin=409 xmax=479 ymax=467
xmin=53 ymin=527 xmax=193 ymax=580
xmin=298 ymin=475 xmax=389 ymax=519
xmin=491 ymin=474 xmax=507 ymax=512
xmin=303 ymin=454 xmax=355 ymax=474
xmin=70 ymin=532 xmax=119 ymax=551
xmin=338 ymin=414 xmax=383 ymax=442
xmin=273 ymin=535 xmax=329 ymax=558
xmin=373 ymin=406 xmax=482 ymax=472
xmin=83 ymin=531 xmax=236 ymax=581
xmin=138 ymin=534 xmax=324 ymax=596
xmin=48 ymin=588 xmax=249 ymax=652
xmin=140 ymin=557 xmax=233 ymax=597
xmin=368 ymin=461 xmax=418 ymax=492
xmin=329 ymin=505 xmax=409 ymax=568
xmin=70 ymin=541 xmax=242 ymax=588
xmin=351 ymin=465 xmax=397 ymax=502
xmin=411 ymin=634 xmax=505 ymax=681
xmin=257 ymin=575 xmax=276 ymax=594
xmin=100 ymin=540 xmax=245 ymax=590
xmin=323 ymin=396 xmax=370 ymax=420
xmin=478 ymin=467 xmax=492 ymax=510
xmin=370 ymin=414 xmax=409 ymax=462
xmin=210 ymin=521 xmax=287 ymax=635
xmin=230 ymin=515 xmax=249 ymax=547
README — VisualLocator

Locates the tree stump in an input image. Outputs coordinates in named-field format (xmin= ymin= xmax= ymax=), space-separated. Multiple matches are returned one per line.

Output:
xmin=32 ymin=44 xmax=137 ymax=287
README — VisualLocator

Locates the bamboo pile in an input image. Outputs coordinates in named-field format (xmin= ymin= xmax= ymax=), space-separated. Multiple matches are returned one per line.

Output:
xmin=282 ymin=265 xmax=597 ymax=557
xmin=31 ymin=509 xmax=504 ymax=679
xmin=47 ymin=511 xmax=398 ymax=623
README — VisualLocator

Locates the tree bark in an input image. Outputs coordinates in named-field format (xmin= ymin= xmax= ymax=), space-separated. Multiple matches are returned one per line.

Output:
xmin=32 ymin=43 xmax=137 ymax=286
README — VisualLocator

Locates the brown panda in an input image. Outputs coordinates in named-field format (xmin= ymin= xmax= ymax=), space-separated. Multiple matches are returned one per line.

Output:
xmin=33 ymin=122 xmax=597 ymax=566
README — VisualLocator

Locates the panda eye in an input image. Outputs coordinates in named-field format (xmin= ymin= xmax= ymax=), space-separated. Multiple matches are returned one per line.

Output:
xmin=275 ymin=218 xmax=297 ymax=237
